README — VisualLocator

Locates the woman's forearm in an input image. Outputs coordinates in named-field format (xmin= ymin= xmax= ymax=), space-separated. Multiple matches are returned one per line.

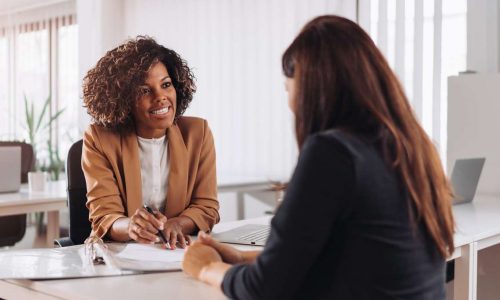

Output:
xmin=199 ymin=261 xmax=232 ymax=288
xmin=241 ymin=250 xmax=261 ymax=264
xmin=107 ymin=217 xmax=131 ymax=242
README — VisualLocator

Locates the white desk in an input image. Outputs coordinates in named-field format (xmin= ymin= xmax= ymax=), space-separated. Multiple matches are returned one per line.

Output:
xmin=0 ymin=181 xmax=67 ymax=247
xmin=450 ymin=195 xmax=500 ymax=300
xmin=3 ymin=195 xmax=500 ymax=300
xmin=0 ymin=217 xmax=269 ymax=300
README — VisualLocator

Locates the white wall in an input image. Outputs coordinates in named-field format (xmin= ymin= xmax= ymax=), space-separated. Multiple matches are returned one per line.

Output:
xmin=77 ymin=0 xmax=125 ymax=133
xmin=114 ymin=0 xmax=355 ymax=181
xmin=447 ymin=74 xmax=500 ymax=196
xmin=119 ymin=0 xmax=355 ymax=180
xmin=467 ymin=0 xmax=500 ymax=73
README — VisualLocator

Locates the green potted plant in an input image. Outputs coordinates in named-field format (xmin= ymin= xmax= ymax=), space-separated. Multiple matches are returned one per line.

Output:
xmin=23 ymin=94 xmax=65 ymax=232
xmin=24 ymin=94 xmax=65 ymax=175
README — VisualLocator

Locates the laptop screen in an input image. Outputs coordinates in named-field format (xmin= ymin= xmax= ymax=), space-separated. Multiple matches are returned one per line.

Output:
xmin=0 ymin=146 xmax=22 ymax=193
xmin=451 ymin=158 xmax=485 ymax=205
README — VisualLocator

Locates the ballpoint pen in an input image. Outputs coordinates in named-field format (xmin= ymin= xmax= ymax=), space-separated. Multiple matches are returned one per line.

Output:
xmin=143 ymin=205 xmax=171 ymax=249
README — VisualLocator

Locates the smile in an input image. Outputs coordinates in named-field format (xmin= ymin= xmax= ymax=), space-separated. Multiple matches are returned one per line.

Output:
xmin=150 ymin=107 xmax=169 ymax=115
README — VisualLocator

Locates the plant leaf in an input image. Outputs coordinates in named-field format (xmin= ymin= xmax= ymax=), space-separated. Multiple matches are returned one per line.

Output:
xmin=23 ymin=94 xmax=34 ymax=144
xmin=35 ymin=96 xmax=50 ymax=133
xmin=42 ymin=108 xmax=65 ymax=130
xmin=24 ymin=94 xmax=34 ymax=138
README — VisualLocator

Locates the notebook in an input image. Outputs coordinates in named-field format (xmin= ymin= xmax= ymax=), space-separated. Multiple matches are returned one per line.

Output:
xmin=212 ymin=224 xmax=270 ymax=246
xmin=451 ymin=158 xmax=486 ymax=205
xmin=0 ymin=146 xmax=21 ymax=193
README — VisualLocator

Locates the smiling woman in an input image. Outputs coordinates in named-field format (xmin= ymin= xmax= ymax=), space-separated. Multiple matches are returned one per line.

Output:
xmin=133 ymin=62 xmax=177 ymax=138
xmin=81 ymin=36 xmax=220 ymax=248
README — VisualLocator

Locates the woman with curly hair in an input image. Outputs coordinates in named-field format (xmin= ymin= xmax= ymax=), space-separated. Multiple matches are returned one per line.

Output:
xmin=82 ymin=36 xmax=219 ymax=248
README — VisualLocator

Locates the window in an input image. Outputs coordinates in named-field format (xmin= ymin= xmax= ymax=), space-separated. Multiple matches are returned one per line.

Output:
xmin=359 ymin=0 xmax=467 ymax=163
xmin=57 ymin=19 xmax=79 ymax=162
xmin=0 ymin=32 xmax=9 ymax=139
xmin=0 ymin=15 xmax=78 ymax=172
xmin=16 ymin=25 xmax=50 ymax=145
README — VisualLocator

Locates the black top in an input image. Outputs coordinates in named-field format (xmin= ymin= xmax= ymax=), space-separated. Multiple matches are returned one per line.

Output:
xmin=222 ymin=130 xmax=445 ymax=300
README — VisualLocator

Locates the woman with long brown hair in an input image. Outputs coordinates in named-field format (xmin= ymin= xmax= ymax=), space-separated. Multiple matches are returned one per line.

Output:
xmin=183 ymin=15 xmax=454 ymax=299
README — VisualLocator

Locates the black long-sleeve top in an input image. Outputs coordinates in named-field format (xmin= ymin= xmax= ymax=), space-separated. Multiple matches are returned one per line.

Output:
xmin=222 ymin=130 xmax=445 ymax=299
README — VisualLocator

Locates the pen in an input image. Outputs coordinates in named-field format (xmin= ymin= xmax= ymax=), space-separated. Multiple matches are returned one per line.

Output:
xmin=143 ymin=205 xmax=171 ymax=249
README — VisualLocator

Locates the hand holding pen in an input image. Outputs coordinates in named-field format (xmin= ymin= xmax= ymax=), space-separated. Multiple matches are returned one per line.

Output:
xmin=143 ymin=205 xmax=192 ymax=249
xmin=143 ymin=205 xmax=171 ymax=249
xmin=128 ymin=205 xmax=169 ymax=247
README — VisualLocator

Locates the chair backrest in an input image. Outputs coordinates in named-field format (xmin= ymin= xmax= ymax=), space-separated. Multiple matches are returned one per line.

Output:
xmin=67 ymin=139 xmax=91 ymax=244
xmin=0 ymin=141 xmax=35 ymax=183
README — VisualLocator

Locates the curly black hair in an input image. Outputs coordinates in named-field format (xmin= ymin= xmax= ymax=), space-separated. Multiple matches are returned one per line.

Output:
xmin=83 ymin=36 xmax=196 ymax=132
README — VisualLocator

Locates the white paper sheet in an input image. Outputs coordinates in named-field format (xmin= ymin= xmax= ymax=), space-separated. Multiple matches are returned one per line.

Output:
xmin=115 ymin=244 xmax=185 ymax=263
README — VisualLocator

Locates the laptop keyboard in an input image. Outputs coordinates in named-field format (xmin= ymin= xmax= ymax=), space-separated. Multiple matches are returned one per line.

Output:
xmin=238 ymin=227 xmax=271 ymax=243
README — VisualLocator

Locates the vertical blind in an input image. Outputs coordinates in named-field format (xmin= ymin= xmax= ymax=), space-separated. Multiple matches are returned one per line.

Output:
xmin=359 ymin=0 xmax=467 ymax=164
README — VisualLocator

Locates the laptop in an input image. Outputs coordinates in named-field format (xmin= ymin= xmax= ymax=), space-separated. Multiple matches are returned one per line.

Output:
xmin=212 ymin=224 xmax=270 ymax=246
xmin=451 ymin=158 xmax=485 ymax=205
xmin=0 ymin=146 xmax=21 ymax=193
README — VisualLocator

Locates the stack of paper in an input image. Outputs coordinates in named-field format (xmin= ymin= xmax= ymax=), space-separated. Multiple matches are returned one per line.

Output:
xmin=115 ymin=244 xmax=185 ymax=262
xmin=102 ymin=243 xmax=185 ymax=271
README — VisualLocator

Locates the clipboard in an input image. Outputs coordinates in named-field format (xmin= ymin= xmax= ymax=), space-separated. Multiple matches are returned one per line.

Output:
xmin=0 ymin=241 xmax=184 ymax=280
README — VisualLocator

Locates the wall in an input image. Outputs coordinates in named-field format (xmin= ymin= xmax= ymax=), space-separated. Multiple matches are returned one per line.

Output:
xmin=447 ymin=74 xmax=500 ymax=196
xmin=77 ymin=0 xmax=126 ymax=133
xmin=120 ymin=0 xmax=355 ymax=180
xmin=467 ymin=0 xmax=500 ymax=73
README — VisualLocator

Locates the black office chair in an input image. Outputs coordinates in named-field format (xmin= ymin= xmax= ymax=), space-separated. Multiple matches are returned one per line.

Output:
xmin=0 ymin=141 xmax=35 ymax=247
xmin=54 ymin=140 xmax=92 ymax=247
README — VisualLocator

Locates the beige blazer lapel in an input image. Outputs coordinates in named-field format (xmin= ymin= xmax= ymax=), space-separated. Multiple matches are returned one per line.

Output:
xmin=122 ymin=132 xmax=143 ymax=216
xmin=165 ymin=125 xmax=188 ymax=218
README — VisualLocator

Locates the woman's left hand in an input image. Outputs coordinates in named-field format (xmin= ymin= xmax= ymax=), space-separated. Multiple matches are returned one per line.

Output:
xmin=183 ymin=243 xmax=222 ymax=279
xmin=162 ymin=217 xmax=193 ymax=249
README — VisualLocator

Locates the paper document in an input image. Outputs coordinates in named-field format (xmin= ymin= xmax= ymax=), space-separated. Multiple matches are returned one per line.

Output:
xmin=115 ymin=244 xmax=185 ymax=263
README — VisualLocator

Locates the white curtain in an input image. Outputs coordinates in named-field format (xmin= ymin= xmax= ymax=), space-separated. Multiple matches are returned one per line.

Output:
xmin=358 ymin=0 xmax=467 ymax=166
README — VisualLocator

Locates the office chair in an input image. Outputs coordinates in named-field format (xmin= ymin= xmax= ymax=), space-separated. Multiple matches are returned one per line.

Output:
xmin=0 ymin=141 xmax=35 ymax=247
xmin=54 ymin=140 xmax=92 ymax=247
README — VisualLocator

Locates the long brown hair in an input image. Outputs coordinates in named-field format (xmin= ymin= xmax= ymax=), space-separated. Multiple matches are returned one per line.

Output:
xmin=282 ymin=15 xmax=454 ymax=257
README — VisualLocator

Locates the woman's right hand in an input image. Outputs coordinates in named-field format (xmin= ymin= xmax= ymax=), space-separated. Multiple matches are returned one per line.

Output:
xmin=197 ymin=231 xmax=245 ymax=264
xmin=128 ymin=207 xmax=167 ymax=243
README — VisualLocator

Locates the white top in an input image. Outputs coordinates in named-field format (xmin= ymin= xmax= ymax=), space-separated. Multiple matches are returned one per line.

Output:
xmin=137 ymin=135 xmax=168 ymax=211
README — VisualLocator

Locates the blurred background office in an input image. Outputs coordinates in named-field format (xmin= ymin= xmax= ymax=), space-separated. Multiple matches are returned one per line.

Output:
xmin=0 ymin=0 xmax=493 ymax=243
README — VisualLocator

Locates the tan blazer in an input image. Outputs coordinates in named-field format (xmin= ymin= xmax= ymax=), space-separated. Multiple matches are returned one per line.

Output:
xmin=82 ymin=116 xmax=219 ymax=238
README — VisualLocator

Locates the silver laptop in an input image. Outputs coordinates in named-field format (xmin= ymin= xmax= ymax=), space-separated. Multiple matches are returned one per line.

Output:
xmin=212 ymin=224 xmax=270 ymax=246
xmin=0 ymin=146 xmax=21 ymax=193
xmin=451 ymin=158 xmax=485 ymax=205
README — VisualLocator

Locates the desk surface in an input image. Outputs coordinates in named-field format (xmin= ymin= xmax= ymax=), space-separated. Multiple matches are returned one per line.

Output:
xmin=0 ymin=181 xmax=66 ymax=209
xmin=453 ymin=195 xmax=500 ymax=249
xmin=4 ymin=196 xmax=500 ymax=300
xmin=1 ymin=217 xmax=270 ymax=300
xmin=0 ymin=181 xmax=67 ymax=246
